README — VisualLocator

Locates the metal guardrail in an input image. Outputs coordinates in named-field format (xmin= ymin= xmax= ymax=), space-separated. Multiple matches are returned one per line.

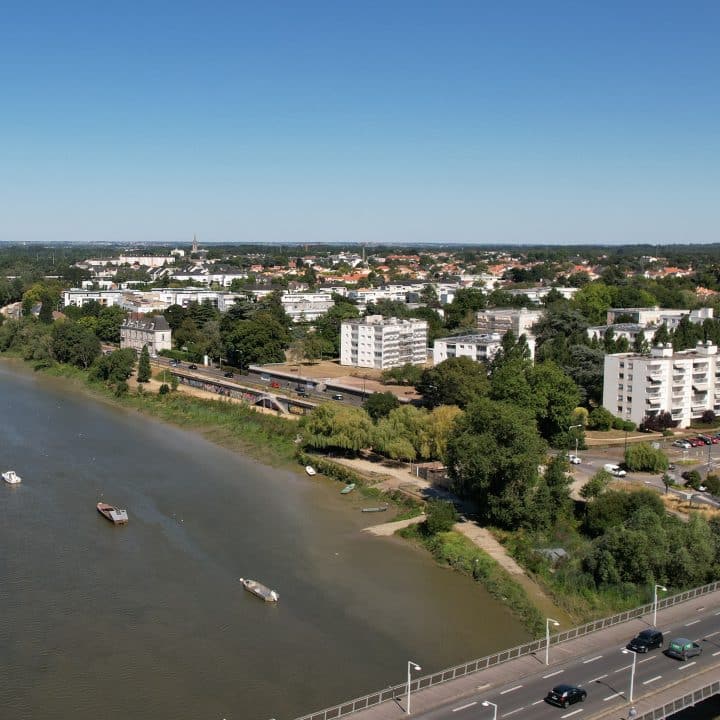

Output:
xmin=294 ymin=581 xmax=720 ymax=720
xmin=637 ymin=679 xmax=720 ymax=720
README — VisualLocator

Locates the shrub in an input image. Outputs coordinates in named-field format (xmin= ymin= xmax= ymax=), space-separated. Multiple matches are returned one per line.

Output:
xmin=622 ymin=420 xmax=636 ymax=432
xmin=681 ymin=470 xmax=702 ymax=489
xmin=588 ymin=407 xmax=614 ymax=431
xmin=114 ymin=381 xmax=129 ymax=397
xmin=624 ymin=443 xmax=669 ymax=472
xmin=424 ymin=499 xmax=458 ymax=534
xmin=701 ymin=410 xmax=717 ymax=425
xmin=159 ymin=383 xmax=170 ymax=395
xmin=612 ymin=417 xmax=625 ymax=430
xmin=704 ymin=474 xmax=720 ymax=495
xmin=639 ymin=411 xmax=677 ymax=432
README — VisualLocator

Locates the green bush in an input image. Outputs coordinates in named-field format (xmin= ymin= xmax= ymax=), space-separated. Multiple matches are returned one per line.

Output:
xmin=681 ymin=469 xmax=702 ymax=488
xmin=624 ymin=442 xmax=669 ymax=472
xmin=424 ymin=499 xmax=457 ymax=534
xmin=704 ymin=474 xmax=720 ymax=495
xmin=159 ymin=383 xmax=170 ymax=395
xmin=588 ymin=407 xmax=614 ymax=431
xmin=114 ymin=381 xmax=129 ymax=397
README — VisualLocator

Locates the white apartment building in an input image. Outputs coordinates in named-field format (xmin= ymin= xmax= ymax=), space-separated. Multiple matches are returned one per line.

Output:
xmin=63 ymin=289 xmax=124 ymax=308
xmin=340 ymin=315 xmax=428 ymax=369
xmin=433 ymin=334 xmax=503 ymax=365
xmin=475 ymin=307 xmax=541 ymax=358
xmin=603 ymin=341 xmax=720 ymax=429
xmin=606 ymin=306 xmax=713 ymax=328
xmin=280 ymin=292 xmax=335 ymax=322
xmin=587 ymin=323 xmax=656 ymax=344
xmin=120 ymin=315 xmax=172 ymax=357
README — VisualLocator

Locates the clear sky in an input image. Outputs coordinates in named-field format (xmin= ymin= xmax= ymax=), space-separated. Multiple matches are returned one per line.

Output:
xmin=0 ymin=1 xmax=718 ymax=245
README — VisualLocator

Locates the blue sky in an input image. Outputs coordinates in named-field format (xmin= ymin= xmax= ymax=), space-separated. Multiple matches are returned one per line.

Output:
xmin=0 ymin=1 xmax=718 ymax=245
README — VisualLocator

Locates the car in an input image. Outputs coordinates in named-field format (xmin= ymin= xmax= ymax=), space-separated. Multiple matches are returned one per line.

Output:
xmin=697 ymin=435 xmax=715 ymax=445
xmin=673 ymin=439 xmax=692 ymax=449
xmin=169 ymin=359 xmax=179 ymax=366
xmin=332 ymin=393 xmax=344 ymax=401
xmin=545 ymin=684 xmax=587 ymax=708
xmin=188 ymin=363 xmax=198 ymax=370
xmin=603 ymin=463 xmax=627 ymax=477
xmin=627 ymin=628 xmax=663 ymax=653
xmin=260 ymin=374 xmax=271 ymax=382
xmin=568 ymin=454 xmax=581 ymax=465
xmin=666 ymin=637 xmax=703 ymax=661
xmin=270 ymin=381 xmax=281 ymax=388
xmin=223 ymin=371 xmax=234 ymax=378
xmin=688 ymin=438 xmax=702 ymax=447
xmin=296 ymin=390 xmax=309 ymax=398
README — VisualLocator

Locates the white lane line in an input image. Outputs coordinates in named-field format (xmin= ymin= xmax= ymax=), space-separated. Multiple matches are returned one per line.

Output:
xmin=685 ymin=619 xmax=701 ymax=626
xmin=476 ymin=683 xmax=491 ymax=690
xmin=532 ymin=700 xmax=545 ymax=706
xmin=678 ymin=661 xmax=697 ymax=670
xmin=643 ymin=675 xmax=662 ymax=685
xmin=638 ymin=656 xmax=657 ymax=664
xmin=501 ymin=708 xmax=525 ymax=717
xmin=588 ymin=674 xmax=608 ymax=683
xmin=705 ymin=631 xmax=720 ymax=639
xmin=543 ymin=670 xmax=564 ymax=678
xmin=453 ymin=701 xmax=477 ymax=713
xmin=604 ymin=693 xmax=622 ymax=701
xmin=715 ymin=610 xmax=720 ymax=616
xmin=561 ymin=709 xmax=584 ymax=718
xmin=712 ymin=650 xmax=720 ymax=657
xmin=614 ymin=664 xmax=632 ymax=673
xmin=583 ymin=655 xmax=603 ymax=664
xmin=500 ymin=685 xmax=523 ymax=695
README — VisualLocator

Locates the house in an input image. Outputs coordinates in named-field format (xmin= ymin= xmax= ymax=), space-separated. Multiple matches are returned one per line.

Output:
xmin=120 ymin=314 xmax=172 ymax=357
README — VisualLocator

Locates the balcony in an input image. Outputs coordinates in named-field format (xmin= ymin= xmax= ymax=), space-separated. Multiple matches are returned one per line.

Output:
xmin=646 ymin=375 xmax=662 ymax=384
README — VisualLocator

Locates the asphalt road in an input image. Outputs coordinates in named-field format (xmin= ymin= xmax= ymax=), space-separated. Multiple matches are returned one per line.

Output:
xmin=416 ymin=607 xmax=720 ymax=720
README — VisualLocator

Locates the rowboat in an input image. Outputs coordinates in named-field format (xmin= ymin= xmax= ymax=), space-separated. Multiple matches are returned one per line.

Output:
xmin=340 ymin=483 xmax=356 ymax=494
xmin=97 ymin=502 xmax=129 ymax=524
xmin=305 ymin=466 xmax=317 ymax=476
xmin=239 ymin=578 xmax=279 ymax=602
xmin=361 ymin=505 xmax=388 ymax=513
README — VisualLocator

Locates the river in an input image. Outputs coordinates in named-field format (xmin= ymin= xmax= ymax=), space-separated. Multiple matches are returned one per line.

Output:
xmin=0 ymin=362 xmax=529 ymax=720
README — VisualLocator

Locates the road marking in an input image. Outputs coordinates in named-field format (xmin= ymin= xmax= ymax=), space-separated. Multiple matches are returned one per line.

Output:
xmin=531 ymin=700 xmax=545 ymax=706
xmin=705 ymin=631 xmax=720 ymax=639
xmin=583 ymin=655 xmax=603 ymax=664
xmin=638 ymin=656 xmax=657 ymax=664
xmin=452 ymin=701 xmax=477 ymax=712
xmin=678 ymin=661 xmax=697 ymax=670
xmin=476 ymin=683 xmax=491 ymax=690
xmin=543 ymin=670 xmax=564 ymax=678
xmin=643 ymin=675 xmax=662 ymax=685
xmin=500 ymin=685 xmax=522 ymax=695
xmin=604 ymin=693 xmax=622 ymax=701
xmin=501 ymin=708 xmax=525 ymax=717
xmin=715 ymin=610 xmax=720 ymax=616
xmin=588 ymin=674 xmax=608 ymax=683
xmin=685 ymin=620 xmax=701 ymax=626
xmin=614 ymin=664 xmax=632 ymax=673
xmin=712 ymin=650 xmax=720 ymax=657
xmin=561 ymin=709 xmax=584 ymax=718
xmin=697 ymin=606 xmax=705 ymax=611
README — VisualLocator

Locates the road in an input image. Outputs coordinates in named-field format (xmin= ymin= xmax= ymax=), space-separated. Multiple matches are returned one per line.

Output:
xmin=415 ymin=607 xmax=720 ymax=720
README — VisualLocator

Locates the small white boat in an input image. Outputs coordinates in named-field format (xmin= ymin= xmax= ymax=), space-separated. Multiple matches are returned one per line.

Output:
xmin=2 ymin=470 xmax=22 ymax=485
xmin=239 ymin=578 xmax=279 ymax=602
xmin=305 ymin=466 xmax=317 ymax=476
xmin=97 ymin=502 xmax=129 ymax=524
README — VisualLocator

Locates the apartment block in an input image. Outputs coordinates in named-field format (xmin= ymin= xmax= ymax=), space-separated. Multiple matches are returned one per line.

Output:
xmin=606 ymin=306 xmax=713 ymax=328
xmin=603 ymin=341 xmax=720 ymax=429
xmin=475 ymin=307 xmax=541 ymax=358
xmin=340 ymin=315 xmax=428 ymax=369
xmin=433 ymin=334 xmax=503 ymax=365
xmin=120 ymin=315 xmax=172 ymax=357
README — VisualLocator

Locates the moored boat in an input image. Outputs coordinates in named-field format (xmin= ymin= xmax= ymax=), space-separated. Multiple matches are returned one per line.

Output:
xmin=96 ymin=502 xmax=129 ymax=524
xmin=361 ymin=505 xmax=388 ymax=513
xmin=2 ymin=470 xmax=22 ymax=485
xmin=305 ymin=465 xmax=317 ymax=476
xmin=239 ymin=577 xmax=279 ymax=602
xmin=340 ymin=483 xmax=356 ymax=494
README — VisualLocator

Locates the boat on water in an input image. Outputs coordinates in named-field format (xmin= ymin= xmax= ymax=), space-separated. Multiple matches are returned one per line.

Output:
xmin=305 ymin=465 xmax=317 ymax=476
xmin=2 ymin=470 xmax=22 ymax=485
xmin=361 ymin=505 xmax=388 ymax=513
xmin=239 ymin=578 xmax=279 ymax=602
xmin=340 ymin=483 xmax=356 ymax=494
xmin=96 ymin=502 xmax=129 ymax=525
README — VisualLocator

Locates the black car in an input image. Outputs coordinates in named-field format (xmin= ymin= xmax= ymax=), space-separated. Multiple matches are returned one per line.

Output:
xmin=223 ymin=371 xmax=234 ymax=378
xmin=627 ymin=628 xmax=663 ymax=653
xmin=188 ymin=364 xmax=198 ymax=370
xmin=545 ymin=685 xmax=587 ymax=708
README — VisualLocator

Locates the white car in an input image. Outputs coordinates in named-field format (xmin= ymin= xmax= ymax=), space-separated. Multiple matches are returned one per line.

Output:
xmin=672 ymin=439 xmax=692 ymax=449
xmin=568 ymin=454 xmax=582 ymax=465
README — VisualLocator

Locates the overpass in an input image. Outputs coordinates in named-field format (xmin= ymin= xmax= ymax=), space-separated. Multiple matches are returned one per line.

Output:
xmin=293 ymin=583 xmax=720 ymax=720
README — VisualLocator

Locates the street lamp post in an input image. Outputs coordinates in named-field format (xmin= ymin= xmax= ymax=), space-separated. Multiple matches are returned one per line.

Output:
xmin=653 ymin=583 xmax=667 ymax=627
xmin=545 ymin=618 xmax=560 ymax=665
xmin=568 ymin=424 xmax=583 ymax=458
xmin=622 ymin=648 xmax=638 ymax=702
xmin=481 ymin=700 xmax=498 ymax=720
xmin=406 ymin=661 xmax=421 ymax=715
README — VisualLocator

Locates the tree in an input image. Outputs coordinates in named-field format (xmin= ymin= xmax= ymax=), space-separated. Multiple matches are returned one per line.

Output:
xmin=632 ymin=330 xmax=649 ymax=355
xmin=580 ymin=469 xmax=612 ymax=500
xmin=653 ymin=323 xmax=671 ymax=346
xmin=300 ymin=404 xmax=374 ymax=452
xmin=223 ymin=313 xmax=290 ymax=366
xmin=315 ymin=302 xmax=360 ymax=355
xmin=424 ymin=499 xmax=458 ymax=534
xmin=137 ymin=345 xmax=151 ymax=383
xmin=532 ymin=456 xmax=573 ymax=530
xmin=528 ymin=361 xmax=582 ymax=446
xmin=90 ymin=348 xmax=136 ymax=384
xmin=446 ymin=397 xmax=546 ymax=528
xmin=572 ymin=282 xmax=614 ymax=324
xmin=588 ymin=406 xmax=615 ymax=431
xmin=381 ymin=363 xmax=423 ymax=386
xmin=95 ymin=305 xmax=127 ymax=343
xmin=416 ymin=356 xmax=489 ymax=409
xmin=51 ymin=321 xmax=101 ymax=369
xmin=425 ymin=405 xmax=463 ymax=461
xmin=364 ymin=392 xmax=401 ymax=421
xmin=624 ymin=443 xmax=669 ymax=472
xmin=374 ymin=406 xmax=430 ymax=461
xmin=639 ymin=411 xmax=678 ymax=432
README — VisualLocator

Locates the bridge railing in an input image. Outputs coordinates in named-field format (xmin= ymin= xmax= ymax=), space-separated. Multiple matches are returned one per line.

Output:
xmin=637 ymin=678 xmax=720 ymax=720
xmin=293 ymin=580 xmax=720 ymax=720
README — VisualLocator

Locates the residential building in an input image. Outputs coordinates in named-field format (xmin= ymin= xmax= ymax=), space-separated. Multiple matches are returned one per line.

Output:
xmin=605 ymin=306 xmax=713 ymax=328
xmin=475 ymin=307 xmax=541 ymax=358
xmin=340 ymin=315 xmax=428 ymax=369
xmin=587 ymin=323 xmax=657 ymax=344
xmin=280 ymin=292 xmax=335 ymax=322
xmin=603 ymin=341 xmax=720 ymax=429
xmin=433 ymin=334 xmax=503 ymax=365
xmin=63 ymin=289 xmax=124 ymax=308
xmin=120 ymin=314 xmax=172 ymax=357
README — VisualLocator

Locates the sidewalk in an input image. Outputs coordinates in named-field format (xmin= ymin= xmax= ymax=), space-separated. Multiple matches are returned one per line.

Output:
xmin=322 ymin=589 xmax=720 ymax=720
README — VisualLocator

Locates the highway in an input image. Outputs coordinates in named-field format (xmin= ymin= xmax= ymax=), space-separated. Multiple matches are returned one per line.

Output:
xmin=414 ymin=607 xmax=720 ymax=720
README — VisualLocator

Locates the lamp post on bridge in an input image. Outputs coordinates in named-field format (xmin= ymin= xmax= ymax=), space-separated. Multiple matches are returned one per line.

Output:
xmin=546 ymin=617 xmax=560 ymax=665
xmin=622 ymin=648 xmax=638 ymax=702
xmin=653 ymin=583 xmax=667 ymax=627
xmin=481 ymin=700 xmax=497 ymax=720
xmin=406 ymin=660 xmax=422 ymax=715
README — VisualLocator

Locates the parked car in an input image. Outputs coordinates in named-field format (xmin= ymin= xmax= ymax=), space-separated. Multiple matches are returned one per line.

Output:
xmin=332 ymin=393 xmax=344 ymax=401
xmin=296 ymin=390 xmax=309 ymax=397
xmin=688 ymin=438 xmax=702 ymax=447
xmin=223 ymin=371 xmax=234 ymax=378
xmin=188 ymin=363 xmax=198 ymax=370
xmin=627 ymin=628 xmax=663 ymax=653
xmin=697 ymin=434 xmax=716 ymax=445
xmin=666 ymin=637 xmax=703 ymax=661
xmin=603 ymin=463 xmax=627 ymax=477
xmin=672 ymin=439 xmax=692 ymax=449
xmin=270 ymin=381 xmax=281 ymax=388
xmin=169 ymin=359 xmax=179 ymax=366
xmin=545 ymin=685 xmax=587 ymax=708
xmin=568 ymin=454 xmax=582 ymax=465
